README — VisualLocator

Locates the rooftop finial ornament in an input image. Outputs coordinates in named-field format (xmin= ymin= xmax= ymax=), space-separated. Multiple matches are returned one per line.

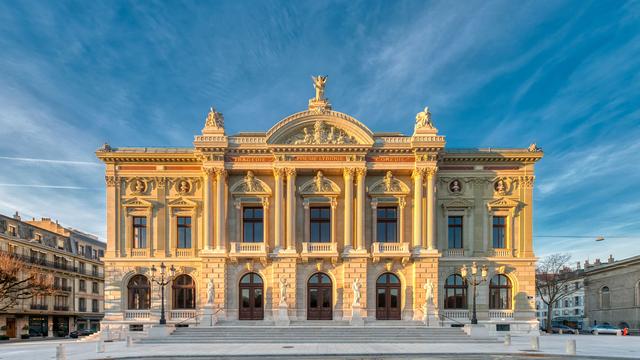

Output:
xmin=413 ymin=106 xmax=438 ymax=135
xmin=308 ymin=75 xmax=331 ymax=113
xmin=202 ymin=106 xmax=225 ymax=135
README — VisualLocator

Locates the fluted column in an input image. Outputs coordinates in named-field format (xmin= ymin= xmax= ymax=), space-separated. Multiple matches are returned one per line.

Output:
xmin=355 ymin=168 xmax=366 ymax=251
xmin=203 ymin=168 xmax=215 ymax=250
xmin=214 ymin=168 xmax=227 ymax=251
xmin=343 ymin=168 xmax=355 ymax=251
xmin=426 ymin=167 xmax=437 ymax=250
xmin=273 ymin=168 xmax=285 ymax=250
xmin=105 ymin=175 xmax=120 ymax=257
xmin=412 ymin=168 xmax=424 ymax=250
xmin=285 ymin=168 xmax=296 ymax=251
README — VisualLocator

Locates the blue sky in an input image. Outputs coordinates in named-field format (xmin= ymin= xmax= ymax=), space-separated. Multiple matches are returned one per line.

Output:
xmin=0 ymin=1 xmax=638 ymax=262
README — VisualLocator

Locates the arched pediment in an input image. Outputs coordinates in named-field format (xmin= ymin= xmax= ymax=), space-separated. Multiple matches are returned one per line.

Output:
xmin=266 ymin=110 xmax=375 ymax=146
xmin=230 ymin=171 xmax=272 ymax=195
xmin=368 ymin=171 xmax=410 ymax=195
xmin=299 ymin=171 xmax=341 ymax=196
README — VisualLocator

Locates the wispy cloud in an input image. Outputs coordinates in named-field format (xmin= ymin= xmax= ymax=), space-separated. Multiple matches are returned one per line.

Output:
xmin=0 ymin=156 xmax=101 ymax=166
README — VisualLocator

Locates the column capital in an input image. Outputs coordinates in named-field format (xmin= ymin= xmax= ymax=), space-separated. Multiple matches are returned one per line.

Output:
xmin=519 ymin=175 xmax=535 ymax=189
xmin=203 ymin=167 xmax=216 ymax=177
xmin=213 ymin=168 xmax=227 ymax=178
xmin=355 ymin=167 xmax=367 ymax=178
xmin=398 ymin=197 xmax=407 ymax=209
xmin=411 ymin=167 xmax=426 ymax=179
xmin=261 ymin=197 xmax=270 ymax=208
xmin=105 ymin=175 xmax=120 ymax=187
xmin=273 ymin=167 xmax=286 ymax=178
xmin=155 ymin=176 xmax=167 ymax=189
xmin=331 ymin=198 xmax=338 ymax=209
xmin=284 ymin=168 xmax=297 ymax=177
xmin=425 ymin=167 xmax=438 ymax=178
xmin=343 ymin=167 xmax=355 ymax=178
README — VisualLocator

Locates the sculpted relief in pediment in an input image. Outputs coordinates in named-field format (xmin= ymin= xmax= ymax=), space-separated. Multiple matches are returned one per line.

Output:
xmin=286 ymin=120 xmax=356 ymax=145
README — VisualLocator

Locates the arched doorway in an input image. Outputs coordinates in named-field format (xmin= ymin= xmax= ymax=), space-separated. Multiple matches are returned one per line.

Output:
xmin=376 ymin=273 xmax=401 ymax=320
xmin=239 ymin=273 xmax=263 ymax=320
xmin=307 ymin=273 xmax=332 ymax=320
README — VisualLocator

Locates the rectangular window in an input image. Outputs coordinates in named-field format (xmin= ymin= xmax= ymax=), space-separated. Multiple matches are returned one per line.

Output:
xmin=177 ymin=216 xmax=192 ymax=248
xmin=8 ymin=225 xmax=16 ymax=237
xmin=57 ymin=238 xmax=65 ymax=250
xmin=310 ymin=206 xmax=331 ymax=243
xmin=78 ymin=245 xmax=84 ymax=255
xmin=132 ymin=216 xmax=147 ymax=248
xmin=376 ymin=207 xmax=398 ymax=243
xmin=54 ymin=295 xmax=68 ymax=311
xmin=92 ymin=299 xmax=99 ymax=313
xmin=79 ymin=298 xmax=86 ymax=312
xmin=92 ymin=265 xmax=99 ymax=277
xmin=242 ymin=207 xmax=264 ymax=243
xmin=79 ymin=279 xmax=86 ymax=292
xmin=492 ymin=216 xmax=506 ymax=248
xmin=78 ymin=262 xmax=85 ymax=274
xmin=92 ymin=282 xmax=99 ymax=294
xmin=35 ymin=234 xmax=42 ymax=242
xmin=447 ymin=216 xmax=463 ymax=248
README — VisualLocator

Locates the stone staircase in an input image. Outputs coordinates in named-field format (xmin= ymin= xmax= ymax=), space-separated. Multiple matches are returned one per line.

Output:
xmin=140 ymin=323 xmax=498 ymax=344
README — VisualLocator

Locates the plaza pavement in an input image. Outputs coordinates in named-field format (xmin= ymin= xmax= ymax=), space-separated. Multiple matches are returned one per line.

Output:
xmin=0 ymin=335 xmax=638 ymax=359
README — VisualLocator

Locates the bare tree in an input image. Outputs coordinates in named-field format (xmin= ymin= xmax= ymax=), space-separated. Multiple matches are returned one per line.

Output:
xmin=536 ymin=253 xmax=581 ymax=333
xmin=0 ymin=252 xmax=53 ymax=312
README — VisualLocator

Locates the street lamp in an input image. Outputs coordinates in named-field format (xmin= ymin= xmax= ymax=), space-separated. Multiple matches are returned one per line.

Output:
xmin=460 ymin=261 xmax=488 ymax=325
xmin=150 ymin=262 xmax=176 ymax=325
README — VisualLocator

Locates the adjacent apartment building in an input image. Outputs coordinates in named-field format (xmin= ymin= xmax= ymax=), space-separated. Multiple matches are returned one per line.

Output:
xmin=536 ymin=263 xmax=585 ymax=330
xmin=583 ymin=254 xmax=640 ymax=331
xmin=0 ymin=213 xmax=105 ymax=338
xmin=96 ymin=76 xmax=543 ymax=335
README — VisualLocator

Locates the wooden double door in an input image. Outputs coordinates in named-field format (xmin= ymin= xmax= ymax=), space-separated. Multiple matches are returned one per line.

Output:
xmin=376 ymin=273 xmax=401 ymax=320
xmin=5 ymin=318 xmax=16 ymax=338
xmin=239 ymin=273 xmax=264 ymax=320
xmin=307 ymin=273 xmax=333 ymax=320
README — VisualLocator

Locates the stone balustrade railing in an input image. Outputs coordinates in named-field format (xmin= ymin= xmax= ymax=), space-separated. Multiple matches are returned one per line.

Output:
xmin=124 ymin=310 xmax=151 ymax=320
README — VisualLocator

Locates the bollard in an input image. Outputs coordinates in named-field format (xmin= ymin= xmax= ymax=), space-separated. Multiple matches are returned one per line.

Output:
xmin=530 ymin=336 xmax=540 ymax=351
xmin=559 ymin=329 xmax=563 ymax=335
xmin=504 ymin=334 xmax=511 ymax=346
xmin=566 ymin=339 xmax=576 ymax=355
xmin=594 ymin=330 xmax=598 ymax=336
xmin=126 ymin=335 xmax=132 ymax=347
xmin=96 ymin=340 xmax=105 ymax=353
xmin=616 ymin=330 xmax=622 ymax=336
xmin=56 ymin=344 xmax=66 ymax=360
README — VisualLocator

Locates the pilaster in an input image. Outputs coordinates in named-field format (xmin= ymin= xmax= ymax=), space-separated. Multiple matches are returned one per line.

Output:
xmin=105 ymin=174 xmax=120 ymax=258
xmin=285 ymin=168 xmax=297 ymax=251
xmin=355 ymin=168 xmax=366 ymax=251
xmin=342 ymin=168 xmax=354 ymax=253
xmin=425 ymin=167 xmax=437 ymax=251
xmin=273 ymin=167 xmax=285 ymax=252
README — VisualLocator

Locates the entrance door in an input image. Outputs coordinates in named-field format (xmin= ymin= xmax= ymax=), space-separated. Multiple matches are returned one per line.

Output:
xmin=239 ymin=273 xmax=264 ymax=320
xmin=376 ymin=273 xmax=401 ymax=320
xmin=5 ymin=318 xmax=16 ymax=338
xmin=307 ymin=273 xmax=332 ymax=320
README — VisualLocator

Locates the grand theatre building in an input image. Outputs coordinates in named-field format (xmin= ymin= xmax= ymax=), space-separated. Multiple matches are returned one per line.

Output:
xmin=96 ymin=78 xmax=543 ymax=335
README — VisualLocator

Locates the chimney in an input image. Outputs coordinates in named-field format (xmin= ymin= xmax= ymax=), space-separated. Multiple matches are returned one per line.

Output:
xmin=584 ymin=260 xmax=590 ymax=268
xmin=576 ymin=262 xmax=581 ymax=270
xmin=13 ymin=211 xmax=20 ymax=220
xmin=608 ymin=254 xmax=614 ymax=264
xmin=595 ymin=258 xmax=601 ymax=265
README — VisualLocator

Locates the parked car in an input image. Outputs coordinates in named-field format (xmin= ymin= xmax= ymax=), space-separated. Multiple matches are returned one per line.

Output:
xmin=69 ymin=331 xmax=79 ymax=338
xmin=590 ymin=324 xmax=620 ymax=335
xmin=551 ymin=325 xmax=578 ymax=334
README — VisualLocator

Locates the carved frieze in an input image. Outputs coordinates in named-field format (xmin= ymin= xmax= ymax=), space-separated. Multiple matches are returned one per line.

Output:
xmin=286 ymin=120 xmax=356 ymax=145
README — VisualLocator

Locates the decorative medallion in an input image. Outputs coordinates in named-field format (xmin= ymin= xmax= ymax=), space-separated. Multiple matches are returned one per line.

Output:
xmin=449 ymin=179 xmax=463 ymax=193
xmin=130 ymin=178 xmax=148 ymax=195
xmin=176 ymin=179 xmax=192 ymax=195
xmin=494 ymin=178 xmax=507 ymax=195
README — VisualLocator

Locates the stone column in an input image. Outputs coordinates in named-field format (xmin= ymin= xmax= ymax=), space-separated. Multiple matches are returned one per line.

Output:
xmin=214 ymin=168 xmax=226 ymax=251
xmin=261 ymin=197 xmax=270 ymax=244
xmin=203 ymin=168 xmax=215 ymax=250
xmin=273 ymin=168 xmax=285 ymax=251
xmin=105 ymin=175 xmax=120 ymax=257
xmin=355 ymin=168 xmax=366 ymax=251
xmin=285 ymin=168 xmax=296 ymax=251
xmin=520 ymin=175 xmax=535 ymax=257
xmin=412 ymin=168 xmax=424 ymax=251
xmin=343 ymin=168 xmax=355 ymax=252
xmin=426 ymin=167 xmax=437 ymax=250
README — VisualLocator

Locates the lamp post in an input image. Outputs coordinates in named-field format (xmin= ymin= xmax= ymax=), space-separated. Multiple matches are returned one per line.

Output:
xmin=460 ymin=261 xmax=488 ymax=325
xmin=150 ymin=262 xmax=176 ymax=325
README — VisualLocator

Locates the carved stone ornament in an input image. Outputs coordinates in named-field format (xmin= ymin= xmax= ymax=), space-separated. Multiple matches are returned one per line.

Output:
xmin=494 ymin=178 xmax=508 ymax=195
xmin=286 ymin=120 xmax=356 ymax=145
xmin=449 ymin=179 xmax=463 ymax=193
xmin=130 ymin=178 xmax=148 ymax=195
xmin=175 ymin=179 xmax=192 ymax=195
xmin=231 ymin=171 xmax=271 ymax=195
xmin=369 ymin=171 xmax=410 ymax=195
xmin=105 ymin=175 xmax=119 ymax=187
xmin=528 ymin=143 xmax=543 ymax=152
xmin=205 ymin=107 xmax=224 ymax=129
xmin=415 ymin=106 xmax=434 ymax=130
xmin=299 ymin=171 xmax=340 ymax=195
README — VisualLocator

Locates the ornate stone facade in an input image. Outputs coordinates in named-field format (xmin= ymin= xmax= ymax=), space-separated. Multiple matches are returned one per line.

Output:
xmin=96 ymin=77 xmax=543 ymax=335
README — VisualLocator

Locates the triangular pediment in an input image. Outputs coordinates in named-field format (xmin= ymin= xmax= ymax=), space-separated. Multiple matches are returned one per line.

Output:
xmin=299 ymin=171 xmax=341 ymax=195
xmin=167 ymin=197 xmax=198 ymax=208
xmin=442 ymin=198 xmax=474 ymax=209
xmin=369 ymin=172 xmax=410 ymax=195
xmin=230 ymin=171 xmax=272 ymax=195
xmin=487 ymin=197 xmax=519 ymax=209
xmin=122 ymin=197 xmax=153 ymax=208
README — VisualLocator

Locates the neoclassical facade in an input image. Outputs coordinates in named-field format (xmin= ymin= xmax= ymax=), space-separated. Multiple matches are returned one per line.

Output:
xmin=97 ymin=78 xmax=543 ymax=334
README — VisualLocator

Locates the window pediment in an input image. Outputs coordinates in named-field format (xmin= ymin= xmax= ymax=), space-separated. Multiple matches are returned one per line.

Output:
xmin=230 ymin=171 xmax=272 ymax=196
xmin=122 ymin=198 xmax=153 ymax=208
xmin=299 ymin=171 xmax=341 ymax=196
xmin=487 ymin=197 xmax=520 ymax=211
xmin=368 ymin=172 xmax=410 ymax=195
xmin=442 ymin=198 xmax=474 ymax=209
xmin=167 ymin=197 xmax=198 ymax=208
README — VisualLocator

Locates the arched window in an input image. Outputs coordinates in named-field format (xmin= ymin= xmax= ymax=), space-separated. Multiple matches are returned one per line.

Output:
xmin=127 ymin=275 xmax=150 ymax=310
xmin=444 ymin=274 xmax=467 ymax=309
xmin=489 ymin=275 xmax=512 ymax=309
xmin=172 ymin=275 xmax=195 ymax=309
xmin=600 ymin=286 xmax=610 ymax=309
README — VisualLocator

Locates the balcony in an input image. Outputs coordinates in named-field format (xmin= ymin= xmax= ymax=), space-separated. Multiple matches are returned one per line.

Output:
xmin=30 ymin=304 xmax=48 ymax=310
xmin=301 ymin=242 xmax=339 ymax=262
xmin=229 ymin=242 xmax=268 ymax=261
xmin=175 ymin=248 xmax=194 ymax=258
xmin=489 ymin=309 xmax=514 ymax=319
xmin=490 ymin=248 xmax=513 ymax=257
xmin=53 ymin=285 xmax=72 ymax=292
xmin=54 ymin=305 xmax=69 ymax=311
xmin=130 ymin=248 xmax=148 ymax=257
xmin=170 ymin=309 xmax=198 ymax=321
xmin=371 ymin=242 xmax=410 ymax=262
xmin=443 ymin=248 xmax=465 ymax=257
xmin=125 ymin=310 xmax=151 ymax=320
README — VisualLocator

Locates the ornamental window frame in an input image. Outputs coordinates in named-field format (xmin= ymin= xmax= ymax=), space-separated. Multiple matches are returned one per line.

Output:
xmin=230 ymin=172 xmax=272 ymax=246
xmin=122 ymin=198 xmax=153 ymax=257
xmin=486 ymin=197 xmax=520 ymax=255
xmin=167 ymin=197 xmax=198 ymax=255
